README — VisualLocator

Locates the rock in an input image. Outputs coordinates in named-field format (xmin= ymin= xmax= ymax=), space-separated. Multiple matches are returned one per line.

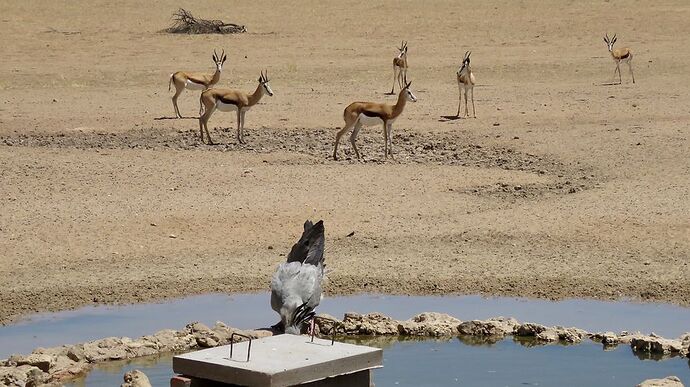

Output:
xmin=536 ymin=329 xmax=559 ymax=342
xmin=0 ymin=365 xmax=47 ymax=386
xmin=83 ymin=337 xmax=128 ymax=362
xmin=150 ymin=329 xmax=196 ymax=352
xmin=637 ymin=376 xmax=684 ymax=387
xmin=14 ymin=353 xmax=53 ymax=372
xmin=66 ymin=345 xmax=86 ymax=362
xmin=186 ymin=322 xmax=212 ymax=334
xmin=124 ymin=339 xmax=159 ymax=357
xmin=196 ymin=336 xmax=218 ymax=348
xmin=398 ymin=313 xmax=462 ymax=336
xmin=50 ymin=354 xmax=76 ymax=373
xmin=121 ymin=369 xmax=152 ymax=387
xmin=186 ymin=322 xmax=224 ymax=348
xmin=457 ymin=317 xmax=518 ymax=337
xmin=514 ymin=323 xmax=548 ymax=337
xmin=313 ymin=313 xmax=341 ymax=336
xmin=631 ymin=336 xmax=687 ymax=356
xmin=679 ymin=332 xmax=690 ymax=356
xmin=619 ymin=331 xmax=645 ymax=344
xmin=554 ymin=327 xmax=587 ymax=343
xmin=244 ymin=329 xmax=274 ymax=339
xmin=591 ymin=332 xmax=619 ymax=347
xmin=342 ymin=312 xmax=399 ymax=335
xmin=50 ymin=362 xmax=91 ymax=383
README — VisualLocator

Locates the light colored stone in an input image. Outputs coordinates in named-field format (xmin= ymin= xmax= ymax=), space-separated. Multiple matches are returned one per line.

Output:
xmin=121 ymin=369 xmax=152 ymax=387
xmin=0 ymin=365 xmax=47 ymax=386
xmin=457 ymin=317 xmax=518 ymax=337
xmin=398 ymin=312 xmax=461 ymax=336
xmin=591 ymin=331 xmax=620 ymax=346
xmin=536 ymin=329 xmax=559 ymax=342
xmin=554 ymin=327 xmax=587 ymax=343
xmin=619 ymin=331 xmax=645 ymax=345
xmin=14 ymin=353 xmax=53 ymax=372
xmin=514 ymin=322 xmax=548 ymax=336
xmin=83 ymin=337 xmax=129 ymax=362
xmin=342 ymin=312 xmax=399 ymax=335
xmin=150 ymin=329 xmax=196 ymax=352
xmin=124 ymin=339 xmax=159 ymax=357
xmin=637 ymin=375 xmax=684 ymax=387
xmin=313 ymin=313 xmax=340 ymax=336
xmin=50 ymin=362 xmax=91 ymax=383
xmin=631 ymin=336 xmax=687 ymax=356
xmin=66 ymin=345 xmax=85 ymax=362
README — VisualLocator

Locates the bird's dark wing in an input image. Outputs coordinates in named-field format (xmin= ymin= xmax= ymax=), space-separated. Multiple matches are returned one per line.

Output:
xmin=286 ymin=220 xmax=325 ymax=266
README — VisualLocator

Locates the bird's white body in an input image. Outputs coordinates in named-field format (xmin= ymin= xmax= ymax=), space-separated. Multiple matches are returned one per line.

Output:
xmin=270 ymin=220 xmax=326 ymax=335
xmin=270 ymin=261 xmax=324 ymax=314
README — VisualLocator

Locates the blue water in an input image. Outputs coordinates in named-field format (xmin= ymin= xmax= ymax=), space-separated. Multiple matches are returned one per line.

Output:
xmin=67 ymin=338 xmax=690 ymax=387
xmin=2 ymin=293 xmax=690 ymax=359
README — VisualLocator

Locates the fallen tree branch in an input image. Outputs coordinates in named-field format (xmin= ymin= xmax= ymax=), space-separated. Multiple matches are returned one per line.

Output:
xmin=165 ymin=8 xmax=246 ymax=34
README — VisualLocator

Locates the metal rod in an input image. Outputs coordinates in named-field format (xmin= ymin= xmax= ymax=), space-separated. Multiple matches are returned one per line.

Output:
xmin=310 ymin=316 xmax=340 ymax=345
xmin=229 ymin=332 xmax=252 ymax=361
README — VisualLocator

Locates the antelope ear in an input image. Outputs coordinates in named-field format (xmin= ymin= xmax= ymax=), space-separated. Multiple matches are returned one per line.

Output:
xmin=212 ymin=55 xmax=217 ymax=62
xmin=222 ymin=54 xmax=227 ymax=63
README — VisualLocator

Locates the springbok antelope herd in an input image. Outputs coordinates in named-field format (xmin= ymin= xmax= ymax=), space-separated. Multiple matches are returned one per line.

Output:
xmin=170 ymin=36 xmax=635 ymax=158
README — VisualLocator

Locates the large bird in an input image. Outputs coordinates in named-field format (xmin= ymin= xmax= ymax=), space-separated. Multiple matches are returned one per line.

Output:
xmin=270 ymin=220 xmax=325 ymax=334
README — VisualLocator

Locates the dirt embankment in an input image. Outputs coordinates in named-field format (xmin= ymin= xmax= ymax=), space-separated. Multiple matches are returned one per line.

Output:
xmin=1 ymin=0 xmax=689 ymax=324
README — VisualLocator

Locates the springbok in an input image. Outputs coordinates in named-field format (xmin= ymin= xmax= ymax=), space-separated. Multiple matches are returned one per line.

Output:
xmin=198 ymin=70 xmax=274 ymax=145
xmin=456 ymin=51 xmax=476 ymax=118
xmin=333 ymin=80 xmax=417 ymax=161
xmin=169 ymin=50 xmax=227 ymax=118
xmin=604 ymin=33 xmax=635 ymax=84
xmin=389 ymin=41 xmax=408 ymax=94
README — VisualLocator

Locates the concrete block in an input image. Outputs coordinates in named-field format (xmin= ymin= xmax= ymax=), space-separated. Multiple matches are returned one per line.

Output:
xmin=173 ymin=335 xmax=382 ymax=387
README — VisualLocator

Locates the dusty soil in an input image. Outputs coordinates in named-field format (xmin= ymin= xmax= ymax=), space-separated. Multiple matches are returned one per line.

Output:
xmin=1 ymin=1 xmax=689 ymax=325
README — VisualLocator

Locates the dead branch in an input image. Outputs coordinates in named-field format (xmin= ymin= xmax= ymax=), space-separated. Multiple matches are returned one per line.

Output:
xmin=165 ymin=8 xmax=246 ymax=34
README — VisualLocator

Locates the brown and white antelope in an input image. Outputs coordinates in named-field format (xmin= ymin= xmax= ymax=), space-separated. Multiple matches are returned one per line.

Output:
xmin=198 ymin=70 xmax=274 ymax=145
xmin=169 ymin=49 xmax=227 ymax=118
xmin=456 ymin=51 xmax=476 ymax=118
xmin=604 ymin=33 xmax=635 ymax=84
xmin=333 ymin=80 xmax=417 ymax=161
xmin=389 ymin=41 xmax=408 ymax=94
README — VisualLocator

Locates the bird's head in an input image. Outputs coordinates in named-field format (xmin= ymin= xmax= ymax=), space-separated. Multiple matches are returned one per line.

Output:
xmin=280 ymin=298 xmax=315 ymax=335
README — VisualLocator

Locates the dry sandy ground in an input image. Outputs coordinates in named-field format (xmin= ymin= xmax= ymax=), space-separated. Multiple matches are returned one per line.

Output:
xmin=1 ymin=1 xmax=689 ymax=324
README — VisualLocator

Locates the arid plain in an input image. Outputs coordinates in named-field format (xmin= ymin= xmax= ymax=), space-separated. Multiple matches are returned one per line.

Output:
xmin=1 ymin=0 xmax=689 ymax=324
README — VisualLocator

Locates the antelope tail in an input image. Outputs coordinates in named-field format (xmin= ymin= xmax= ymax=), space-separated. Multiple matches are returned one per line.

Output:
xmin=168 ymin=74 xmax=173 ymax=92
